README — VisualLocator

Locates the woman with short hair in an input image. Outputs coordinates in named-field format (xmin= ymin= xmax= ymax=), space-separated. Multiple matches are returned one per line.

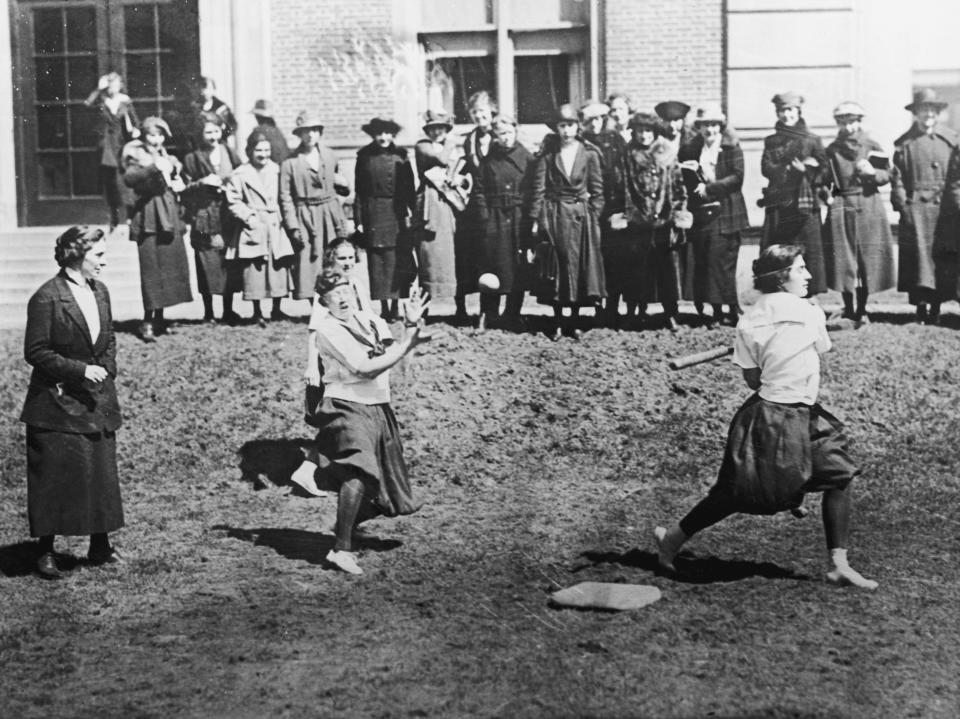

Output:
xmin=21 ymin=226 xmax=125 ymax=579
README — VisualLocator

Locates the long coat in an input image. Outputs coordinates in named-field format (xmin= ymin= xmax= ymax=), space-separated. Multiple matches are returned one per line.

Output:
xmin=279 ymin=145 xmax=349 ymax=299
xmin=760 ymin=119 xmax=828 ymax=294
xmin=583 ymin=130 xmax=631 ymax=298
xmin=891 ymin=125 xmax=959 ymax=298
xmin=122 ymin=141 xmax=194 ymax=310
xmin=355 ymin=142 xmax=416 ymax=300
xmin=528 ymin=134 xmax=606 ymax=306
xmin=933 ymin=144 xmax=960 ymax=299
xmin=679 ymin=133 xmax=749 ymax=305
xmin=20 ymin=273 xmax=124 ymax=537
xmin=455 ymin=127 xmax=494 ymax=295
xmin=620 ymin=138 xmax=687 ymax=305
xmin=473 ymin=140 xmax=534 ymax=295
xmin=413 ymin=138 xmax=460 ymax=298
xmin=822 ymin=130 xmax=896 ymax=294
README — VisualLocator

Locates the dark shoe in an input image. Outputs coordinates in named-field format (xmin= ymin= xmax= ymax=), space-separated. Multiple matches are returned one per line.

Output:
xmin=571 ymin=327 xmax=584 ymax=341
xmin=87 ymin=548 xmax=125 ymax=566
xmin=453 ymin=310 xmax=469 ymax=326
xmin=138 ymin=321 xmax=156 ymax=343
xmin=221 ymin=311 xmax=242 ymax=326
xmin=255 ymin=315 xmax=269 ymax=328
xmin=270 ymin=310 xmax=292 ymax=322
xmin=924 ymin=304 xmax=941 ymax=326
xmin=917 ymin=303 xmax=928 ymax=323
xmin=548 ymin=326 xmax=562 ymax=342
xmin=36 ymin=552 xmax=63 ymax=580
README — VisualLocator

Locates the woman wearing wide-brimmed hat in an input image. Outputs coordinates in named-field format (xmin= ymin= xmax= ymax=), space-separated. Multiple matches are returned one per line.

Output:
xmin=122 ymin=116 xmax=193 ymax=342
xmin=759 ymin=91 xmax=829 ymax=298
xmin=620 ymin=112 xmax=689 ymax=331
xmin=822 ymin=102 xmax=896 ymax=326
xmin=655 ymin=100 xmax=695 ymax=157
xmin=355 ymin=117 xmax=417 ymax=320
xmin=527 ymin=103 xmax=606 ymax=340
xmin=412 ymin=109 xmax=462 ymax=303
xmin=679 ymin=103 xmax=749 ymax=327
xmin=891 ymin=88 xmax=959 ymax=323
xmin=279 ymin=112 xmax=349 ymax=310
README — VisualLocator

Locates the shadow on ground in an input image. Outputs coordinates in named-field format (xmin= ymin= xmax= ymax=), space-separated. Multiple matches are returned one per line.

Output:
xmin=237 ymin=438 xmax=335 ymax=494
xmin=213 ymin=525 xmax=402 ymax=568
xmin=579 ymin=547 xmax=810 ymax=585
xmin=0 ymin=541 xmax=85 ymax=578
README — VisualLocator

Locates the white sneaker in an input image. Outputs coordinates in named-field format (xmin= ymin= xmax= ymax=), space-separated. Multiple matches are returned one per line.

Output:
xmin=326 ymin=550 xmax=363 ymax=575
xmin=289 ymin=463 xmax=323 ymax=496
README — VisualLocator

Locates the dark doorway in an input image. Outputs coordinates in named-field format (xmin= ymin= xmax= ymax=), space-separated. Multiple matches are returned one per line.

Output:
xmin=10 ymin=0 xmax=200 ymax=226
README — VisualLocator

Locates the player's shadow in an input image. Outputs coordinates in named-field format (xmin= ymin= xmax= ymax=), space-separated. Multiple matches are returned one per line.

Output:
xmin=579 ymin=548 xmax=810 ymax=584
xmin=213 ymin=525 xmax=402 ymax=568
xmin=237 ymin=438 xmax=338 ymax=495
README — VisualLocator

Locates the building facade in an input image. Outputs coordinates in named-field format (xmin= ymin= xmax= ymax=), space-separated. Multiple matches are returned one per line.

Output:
xmin=2 ymin=0 xmax=959 ymax=231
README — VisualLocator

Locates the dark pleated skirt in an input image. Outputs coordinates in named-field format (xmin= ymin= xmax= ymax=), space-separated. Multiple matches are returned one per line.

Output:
xmin=192 ymin=230 xmax=235 ymax=295
xmin=26 ymin=426 xmax=124 ymax=537
xmin=712 ymin=394 xmax=859 ymax=515
xmin=682 ymin=223 xmax=741 ymax=305
xmin=137 ymin=231 xmax=194 ymax=310
xmin=312 ymin=398 xmax=419 ymax=518
xmin=367 ymin=246 xmax=414 ymax=300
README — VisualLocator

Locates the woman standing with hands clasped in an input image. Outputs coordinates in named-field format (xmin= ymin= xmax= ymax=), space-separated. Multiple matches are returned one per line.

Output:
xmin=655 ymin=244 xmax=877 ymax=590
xmin=295 ymin=270 xmax=431 ymax=575
xmin=21 ymin=227 xmax=125 ymax=579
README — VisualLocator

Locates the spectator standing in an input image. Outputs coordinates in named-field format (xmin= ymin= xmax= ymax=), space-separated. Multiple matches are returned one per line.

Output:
xmin=822 ymin=102 xmax=896 ymax=326
xmin=122 ymin=117 xmax=192 ymax=342
xmin=620 ymin=112 xmax=689 ymax=331
xmin=891 ymin=88 xmax=958 ymax=323
xmin=21 ymin=227 xmax=125 ymax=579
xmin=680 ymin=103 xmax=749 ymax=327
xmin=760 ymin=92 xmax=828 ymax=297
xmin=279 ymin=112 xmax=349 ymax=309
xmin=605 ymin=93 xmax=633 ymax=144
xmin=580 ymin=101 xmax=630 ymax=327
xmin=227 ymin=131 xmax=294 ymax=326
xmin=655 ymin=100 xmax=695 ymax=158
xmin=412 ymin=109 xmax=462 ymax=303
xmin=527 ymin=103 xmax=606 ymax=340
xmin=198 ymin=77 xmax=238 ymax=144
xmin=182 ymin=112 xmax=242 ymax=324
xmin=455 ymin=91 xmax=498 ymax=322
xmin=84 ymin=73 xmax=140 ymax=231
xmin=473 ymin=114 xmax=535 ymax=330
xmin=355 ymin=117 xmax=416 ymax=321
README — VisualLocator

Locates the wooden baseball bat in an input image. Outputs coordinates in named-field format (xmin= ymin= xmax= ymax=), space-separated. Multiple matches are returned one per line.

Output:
xmin=668 ymin=345 xmax=733 ymax=370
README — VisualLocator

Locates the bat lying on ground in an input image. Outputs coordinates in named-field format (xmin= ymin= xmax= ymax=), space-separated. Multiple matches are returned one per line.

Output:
xmin=668 ymin=315 xmax=857 ymax=371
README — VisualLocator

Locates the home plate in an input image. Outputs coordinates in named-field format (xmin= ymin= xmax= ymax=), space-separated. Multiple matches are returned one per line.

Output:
xmin=550 ymin=582 xmax=662 ymax=611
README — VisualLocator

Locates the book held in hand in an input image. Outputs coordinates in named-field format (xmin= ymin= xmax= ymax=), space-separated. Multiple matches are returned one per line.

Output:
xmin=867 ymin=151 xmax=890 ymax=171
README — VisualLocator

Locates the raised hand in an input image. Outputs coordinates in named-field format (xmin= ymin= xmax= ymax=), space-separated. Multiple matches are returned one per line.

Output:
xmin=402 ymin=278 xmax=431 ymax=327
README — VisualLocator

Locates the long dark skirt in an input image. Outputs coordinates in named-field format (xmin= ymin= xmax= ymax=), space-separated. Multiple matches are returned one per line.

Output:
xmin=455 ymin=203 xmax=483 ymax=295
xmin=26 ymin=426 xmax=124 ymax=537
xmin=711 ymin=394 xmax=859 ymax=515
xmin=626 ymin=227 xmax=682 ymax=304
xmin=137 ymin=231 xmax=193 ymax=311
xmin=682 ymin=223 xmax=741 ymax=305
xmin=192 ymin=230 xmax=233 ymax=295
xmin=601 ymin=228 xmax=636 ymax=298
xmin=367 ymin=245 xmax=415 ymax=301
xmin=761 ymin=205 xmax=827 ymax=295
xmin=310 ymin=397 xmax=419 ymax=518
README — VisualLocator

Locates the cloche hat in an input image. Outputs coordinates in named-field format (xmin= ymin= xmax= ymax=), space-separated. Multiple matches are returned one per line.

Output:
xmin=772 ymin=91 xmax=804 ymax=109
xmin=292 ymin=111 xmax=324 ymax=135
xmin=654 ymin=100 xmax=691 ymax=121
xmin=833 ymin=101 xmax=866 ymax=118
xmin=694 ymin=103 xmax=727 ymax=126
xmin=905 ymin=88 xmax=948 ymax=113
xmin=422 ymin=109 xmax=453 ymax=132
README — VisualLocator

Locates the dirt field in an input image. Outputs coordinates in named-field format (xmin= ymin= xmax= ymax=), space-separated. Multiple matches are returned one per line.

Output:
xmin=1 ymin=307 xmax=959 ymax=719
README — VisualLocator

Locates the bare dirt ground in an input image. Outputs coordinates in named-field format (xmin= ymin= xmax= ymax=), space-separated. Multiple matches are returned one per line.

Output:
xmin=1 ymin=304 xmax=959 ymax=719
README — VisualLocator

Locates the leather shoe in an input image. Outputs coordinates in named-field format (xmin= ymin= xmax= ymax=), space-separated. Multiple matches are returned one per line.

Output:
xmin=138 ymin=321 xmax=156 ymax=343
xmin=87 ymin=548 xmax=125 ymax=566
xmin=36 ymin=552 xmax=63 ymax=580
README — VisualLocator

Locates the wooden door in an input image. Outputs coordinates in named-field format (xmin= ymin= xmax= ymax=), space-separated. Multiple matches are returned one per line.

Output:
xmin=11 ymin=0 xmax=200 ymax=226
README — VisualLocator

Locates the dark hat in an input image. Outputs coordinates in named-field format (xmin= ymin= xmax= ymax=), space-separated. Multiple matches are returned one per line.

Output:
xmin=629 ymin=112 xmax=663 ymax=134
xmin=293 ymin=111 xmax=324 ymax=134
xmin=771 ymin=91 xmax=804 ymax=109
xmin=422 ymin=109 xmax=453 ymax=132
xmin=654 ymin=100 xmax=691 ymax=121
xmin=548 ymin=103 xmax=580 ymax=131
xmin=250 ymin=99 xmax=274 ymax=118
xmin=140 ymin=116 xmax=172 ymax=139
xmin=361 ymin=117 xmax=402 ymax=136
xmin=906 ymin=88 xmax=948 ymax=113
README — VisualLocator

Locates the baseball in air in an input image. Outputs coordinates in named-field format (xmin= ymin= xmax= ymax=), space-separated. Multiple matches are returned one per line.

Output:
xmin=478 ymin=273 xmax=500 ymax=292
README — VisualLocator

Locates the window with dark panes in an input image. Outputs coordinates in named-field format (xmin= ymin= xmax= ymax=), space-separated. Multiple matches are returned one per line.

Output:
xmin=427 ymin=57 xmax=497 ymax=124
xmin=515 ymin=55 xmax=571 ymax=125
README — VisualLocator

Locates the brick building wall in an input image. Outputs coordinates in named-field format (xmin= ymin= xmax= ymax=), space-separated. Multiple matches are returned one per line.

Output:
xmin=604 ymin=0 xmax=724 ymax=115
xmin=270 ymin=0 xmax=401 ymax=148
